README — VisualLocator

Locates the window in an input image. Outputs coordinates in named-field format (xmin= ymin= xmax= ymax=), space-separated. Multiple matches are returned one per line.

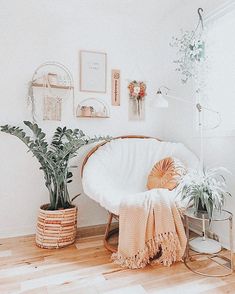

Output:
xmin=203 ymin=3 xmax=235 ymax=134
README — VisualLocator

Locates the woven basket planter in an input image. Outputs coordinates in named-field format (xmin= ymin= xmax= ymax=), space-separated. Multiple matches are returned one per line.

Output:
xmin=36 ymin=204 xmax=77 ymax=249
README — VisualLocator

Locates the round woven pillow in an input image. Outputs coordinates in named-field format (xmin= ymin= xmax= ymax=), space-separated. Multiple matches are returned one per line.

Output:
xmin=147 ymin=157 xmax=185 ymax=191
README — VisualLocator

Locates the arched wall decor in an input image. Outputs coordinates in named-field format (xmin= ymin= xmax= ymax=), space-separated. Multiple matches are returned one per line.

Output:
xmin=76 ymin=98 xmax=110 ymax=118
xmin=27 ymin=61 xmax=75 ymax=122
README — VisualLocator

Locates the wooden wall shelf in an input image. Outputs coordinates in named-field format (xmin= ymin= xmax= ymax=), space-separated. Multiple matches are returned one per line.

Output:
xmin=76 ymin=98 xmax=110 ymax=119
xmin=32 ymin=82 xmax=73 ymax=90
xmin=77 ymin=115 xmax=110 ymax=119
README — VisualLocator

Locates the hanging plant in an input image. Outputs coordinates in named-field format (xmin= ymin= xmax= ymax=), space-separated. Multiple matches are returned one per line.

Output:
xmin=128 ymin=80 xmax=147 ymax=118
xmin=170 ymin=8 xmax=206 ymax=84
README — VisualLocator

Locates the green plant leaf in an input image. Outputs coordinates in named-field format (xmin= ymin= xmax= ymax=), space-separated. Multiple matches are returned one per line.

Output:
xmin=1 ymin=121 xmax=110 ymax=210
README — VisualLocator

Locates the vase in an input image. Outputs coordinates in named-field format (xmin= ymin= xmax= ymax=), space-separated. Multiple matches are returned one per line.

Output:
xmin=197 ymin=199 xmax=207 ymax=213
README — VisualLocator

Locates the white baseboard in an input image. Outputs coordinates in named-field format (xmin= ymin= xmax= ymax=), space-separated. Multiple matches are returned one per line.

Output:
xmin=0 ymin=226 xmax=35 ymax=239
xmin=0 ymin=222 xmax=118 ymax=240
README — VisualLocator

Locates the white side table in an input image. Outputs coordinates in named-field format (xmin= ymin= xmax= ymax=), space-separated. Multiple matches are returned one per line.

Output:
xmin=184 ymin=207 xmax=234 ymax=277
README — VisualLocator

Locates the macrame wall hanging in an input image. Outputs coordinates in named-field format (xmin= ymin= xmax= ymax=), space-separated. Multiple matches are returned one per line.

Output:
xmin=27 ymin=61 xmax=74 ymax=122
xmin=126 ymin=60 xmax=147 ymax=121
xmin=128 ymin=80 xmax=147 ymax=121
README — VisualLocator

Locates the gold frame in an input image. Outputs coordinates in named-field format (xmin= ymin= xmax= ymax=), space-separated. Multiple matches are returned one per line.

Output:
xmin=184 ymin=210 xmax=234 ymax=277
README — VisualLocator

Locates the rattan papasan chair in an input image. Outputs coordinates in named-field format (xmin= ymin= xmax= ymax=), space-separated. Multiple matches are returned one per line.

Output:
xmin=81 ymin=136 xmax=199 ymax=252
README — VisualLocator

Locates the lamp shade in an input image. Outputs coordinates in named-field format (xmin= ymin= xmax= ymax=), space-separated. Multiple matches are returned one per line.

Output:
xmin=152 ymin=90 xmax=169 ymax=108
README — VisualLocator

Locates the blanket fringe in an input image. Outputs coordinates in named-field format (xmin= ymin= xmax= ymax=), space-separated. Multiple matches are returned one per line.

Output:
xmin=111 ymin=231 xmax=181 ymax=269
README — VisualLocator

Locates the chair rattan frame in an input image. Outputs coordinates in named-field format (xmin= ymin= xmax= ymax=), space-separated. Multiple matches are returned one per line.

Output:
xmin=81 ymin=135 xmax=161 ymax=252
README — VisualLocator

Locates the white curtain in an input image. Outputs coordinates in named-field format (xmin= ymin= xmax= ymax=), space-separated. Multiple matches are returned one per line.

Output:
xmin=203 ymin=4 xmax=235 ymax=132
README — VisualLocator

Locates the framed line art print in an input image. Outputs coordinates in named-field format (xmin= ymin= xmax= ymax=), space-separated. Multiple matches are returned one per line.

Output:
xmin=80 ymin=50 xmax=107 ymax=93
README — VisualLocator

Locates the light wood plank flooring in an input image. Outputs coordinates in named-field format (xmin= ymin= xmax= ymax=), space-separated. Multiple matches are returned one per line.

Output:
xmin=0 ymin=234 xmax=234 ymax=294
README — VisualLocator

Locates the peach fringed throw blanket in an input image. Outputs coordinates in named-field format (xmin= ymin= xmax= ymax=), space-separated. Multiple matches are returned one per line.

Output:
xmin=112 ymin=189 xmax=187 ymax=269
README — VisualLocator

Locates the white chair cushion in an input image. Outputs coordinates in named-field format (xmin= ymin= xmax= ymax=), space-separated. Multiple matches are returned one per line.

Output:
xmin=82 ymin=138 xmax=199 ymax=215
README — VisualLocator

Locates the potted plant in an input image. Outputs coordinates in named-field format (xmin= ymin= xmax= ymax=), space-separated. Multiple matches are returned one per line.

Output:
xmin=178 ymin=167 xmax=231 ymax=219
xmin=1 ymin=121 xmax=109 ymax=249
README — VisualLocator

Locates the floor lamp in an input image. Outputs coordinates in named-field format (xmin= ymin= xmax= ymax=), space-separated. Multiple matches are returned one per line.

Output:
xmin=154 ymin=86 xmax=222 ymax=254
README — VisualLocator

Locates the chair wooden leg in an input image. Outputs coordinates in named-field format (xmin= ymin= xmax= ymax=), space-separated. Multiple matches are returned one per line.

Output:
xmin=104 ymin=213 xmax=119 ymax=253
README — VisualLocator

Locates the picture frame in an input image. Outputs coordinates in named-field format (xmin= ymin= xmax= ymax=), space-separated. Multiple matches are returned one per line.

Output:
xmin=80 ymin=50 xmax=107 ymax=93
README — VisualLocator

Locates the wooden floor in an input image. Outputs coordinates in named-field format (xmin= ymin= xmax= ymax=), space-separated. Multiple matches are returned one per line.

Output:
xmin=0 ymin=234 xmax=234 ymax=294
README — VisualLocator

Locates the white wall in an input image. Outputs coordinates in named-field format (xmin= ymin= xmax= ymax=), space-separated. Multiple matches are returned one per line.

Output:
xmin=0 ymin=0 xmax=184 ymax=238
xmin=1 ymin=0 xmax=233 ymax=247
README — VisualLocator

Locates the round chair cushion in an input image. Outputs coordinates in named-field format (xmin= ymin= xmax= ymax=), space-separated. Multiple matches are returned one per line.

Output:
xmin=82 ymin=138 xmax=199 ymax=215
xmin=147 ymin=157 xmax=185 ymax=191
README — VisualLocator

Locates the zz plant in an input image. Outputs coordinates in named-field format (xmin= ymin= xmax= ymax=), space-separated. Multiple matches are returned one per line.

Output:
xmin=1 ymin=121 xmax=108 ymax=210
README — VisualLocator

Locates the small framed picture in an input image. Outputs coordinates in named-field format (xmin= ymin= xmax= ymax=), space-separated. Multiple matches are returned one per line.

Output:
xmin=80 ymin=50 xmax=107 ymax=93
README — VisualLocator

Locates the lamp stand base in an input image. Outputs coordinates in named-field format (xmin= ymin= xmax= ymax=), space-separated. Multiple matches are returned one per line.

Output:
xmin=189 ymin=237 xmax=222 ymax=254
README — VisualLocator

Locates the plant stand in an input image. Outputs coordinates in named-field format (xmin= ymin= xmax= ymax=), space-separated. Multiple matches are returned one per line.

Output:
xmin=189 ymin=213 xmax=221 ymax=254
xmin=184 ymin=207 xmax=234 ymax=277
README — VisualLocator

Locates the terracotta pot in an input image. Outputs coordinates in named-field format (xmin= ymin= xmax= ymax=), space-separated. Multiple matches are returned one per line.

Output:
xmin=36 ymin=204 xmax=77 ymax=249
